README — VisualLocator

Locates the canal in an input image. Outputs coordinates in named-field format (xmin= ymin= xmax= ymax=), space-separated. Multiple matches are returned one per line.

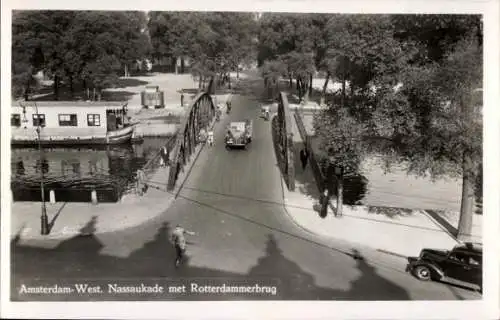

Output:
xmin=11 ymin=136 xmax=175 ymax=203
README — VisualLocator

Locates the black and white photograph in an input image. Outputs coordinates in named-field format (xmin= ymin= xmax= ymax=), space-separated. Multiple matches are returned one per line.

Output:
xmin=1 ymin=1 xmax=499 ymax=319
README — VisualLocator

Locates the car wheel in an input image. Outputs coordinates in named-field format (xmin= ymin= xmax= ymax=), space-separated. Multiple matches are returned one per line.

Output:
xmin=413 ymin=265 xmax=432 ymax=281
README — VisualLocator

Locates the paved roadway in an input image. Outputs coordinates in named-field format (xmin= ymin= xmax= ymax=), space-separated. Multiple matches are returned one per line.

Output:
xmin=11 ymin=76 xmax=481 ymax=301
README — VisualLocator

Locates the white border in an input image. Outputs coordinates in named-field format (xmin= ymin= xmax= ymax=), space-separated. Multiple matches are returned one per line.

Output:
xmin=2 ymin=1 xmax=499 ymax=319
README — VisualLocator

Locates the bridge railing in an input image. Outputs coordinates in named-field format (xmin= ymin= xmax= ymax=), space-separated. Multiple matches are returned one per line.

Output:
xmin=167 ymin=92 xmax=215 ymax=191
xmin=276 ymin=92 xmax=295 ymax=191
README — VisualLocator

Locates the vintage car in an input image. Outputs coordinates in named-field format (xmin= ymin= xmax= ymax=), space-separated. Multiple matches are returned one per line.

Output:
xmin=406 ymin=242 xmax=482 ymax=292
xmin=225 ymin=120 xmax=252 ymax=149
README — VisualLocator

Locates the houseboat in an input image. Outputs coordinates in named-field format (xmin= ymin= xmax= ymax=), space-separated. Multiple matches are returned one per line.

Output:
xmin=11 ymin=101 xmax=135 ymax=146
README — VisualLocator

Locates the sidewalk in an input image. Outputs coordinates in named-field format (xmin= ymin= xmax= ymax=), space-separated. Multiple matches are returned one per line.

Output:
xmin=10 ymin=92 xmax=231 ymax=242
xmin=281 ymin=107 xmax=464 ymax=258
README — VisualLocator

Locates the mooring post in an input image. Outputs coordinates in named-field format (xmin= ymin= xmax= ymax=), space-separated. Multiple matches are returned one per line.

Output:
xmin=49 ymin=190 xmax=56 ymax=204
xmin=91 ymin=189 xmax=98 ymax=205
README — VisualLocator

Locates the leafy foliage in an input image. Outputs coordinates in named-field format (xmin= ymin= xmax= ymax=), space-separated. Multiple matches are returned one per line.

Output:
xmin=12 ymin=10 xmax=151 ymax=99
xmin=314 ymin=107 xmax=369 ymax=174
xmin=148 ymin=11 xmax=257 ymax=87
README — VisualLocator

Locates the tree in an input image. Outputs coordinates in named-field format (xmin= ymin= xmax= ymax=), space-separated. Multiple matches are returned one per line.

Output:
xmin=119 ymin=11 xmax=151 ymax=77
xmin=314 ymin=107 xmax=368 ymax=216
xmin=437 ymin=37 xmax=482 ymax=240
xmin=313 ymin=14 xmax=482 ymax=235
xmin=257 ymin=13 xmax=320 ymax=101
xmin=322 ymin=14 xmax=413 ymax=108
xmin=370 ymin=23 xmax=482 ymax=240
xmin=261 ymin=59 xmax=286 ymax=99
xmin=149 ymin=11 xmax=256 ymax=84
xmin=12 ymin=11 xmax=76 ymax=100
xmin=12 ymin=11 xmax=151 ymax=100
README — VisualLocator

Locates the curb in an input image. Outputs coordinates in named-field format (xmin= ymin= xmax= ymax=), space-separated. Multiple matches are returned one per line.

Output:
xmin=271 ymin=115 xmax=361 ymax=260
xmin=173 ymin=141 xmax=206 ymax=199
xmin=376 ymin=249 xmax=408 ymax=259
xmin=15 ymin=195 xmax=176 ymax=241
xmin=279 ymin=111 xmax=411 ymax=261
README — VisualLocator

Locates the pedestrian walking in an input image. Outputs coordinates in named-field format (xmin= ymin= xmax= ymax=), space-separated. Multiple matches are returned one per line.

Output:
xmin=320 ymin=187 xmax=329 ymax=218
xmin=207 ymin=130 xmax=214 ymax=147
xmin=300 ymin=147 xmax=309 ymax=170
xmin=160 ymin=146 xmax=169 ymax=167
xmin=171 ymin=224 xmax=196 ymax=267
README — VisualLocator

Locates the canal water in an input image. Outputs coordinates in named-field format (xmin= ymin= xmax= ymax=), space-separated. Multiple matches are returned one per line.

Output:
xmin=11 ymin=136 xmax=175 ymax=203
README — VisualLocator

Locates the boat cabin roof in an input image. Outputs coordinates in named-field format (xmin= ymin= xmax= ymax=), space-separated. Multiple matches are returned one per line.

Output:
xmin=13 ymin=101 xmax=128 ymax=109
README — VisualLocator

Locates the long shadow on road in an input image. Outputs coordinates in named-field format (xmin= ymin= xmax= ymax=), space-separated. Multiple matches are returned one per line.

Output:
xmin=11 ymin=216 xmax=411 ymax=301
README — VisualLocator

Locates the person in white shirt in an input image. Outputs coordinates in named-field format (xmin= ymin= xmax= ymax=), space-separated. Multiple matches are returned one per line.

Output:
xmin=171 ymin=225 xmax=196 ymax=267
xmin=207 ymin=130 xmax=214 ymax=146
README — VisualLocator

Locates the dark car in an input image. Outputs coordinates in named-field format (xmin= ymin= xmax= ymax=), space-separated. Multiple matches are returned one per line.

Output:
xmin=406 ymin=242 xmax=482 ymax=292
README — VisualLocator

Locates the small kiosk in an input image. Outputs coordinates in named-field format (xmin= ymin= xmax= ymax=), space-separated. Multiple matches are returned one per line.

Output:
xmin=141 ymin=85 xmax=165 ymax=109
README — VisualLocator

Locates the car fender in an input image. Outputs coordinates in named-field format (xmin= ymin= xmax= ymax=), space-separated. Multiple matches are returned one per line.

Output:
xmin=415 ymin=262 xmax=444 ymax=280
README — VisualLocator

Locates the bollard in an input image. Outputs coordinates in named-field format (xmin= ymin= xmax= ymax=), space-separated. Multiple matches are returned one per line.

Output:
xmin=49 ymin=190 xmax=56 ymax=204
xmin=91 ymin=189 xmax=98 ymax=205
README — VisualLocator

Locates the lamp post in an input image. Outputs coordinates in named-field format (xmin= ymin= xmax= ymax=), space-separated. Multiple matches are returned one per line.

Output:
xmin=33 ymin=102 xmax=49 ymax=235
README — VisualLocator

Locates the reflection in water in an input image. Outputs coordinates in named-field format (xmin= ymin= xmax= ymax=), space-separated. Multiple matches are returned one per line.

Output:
xmin=11 ymin=137 xmax=174 ymax=203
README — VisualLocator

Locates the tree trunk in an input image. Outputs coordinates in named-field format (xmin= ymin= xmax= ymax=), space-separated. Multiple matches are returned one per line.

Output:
xmin=93 ymin=88 xmax=96 ymax=101
xmin=236 ymin=68 xmax=239 ymax=79
xmin=124 ymin=64 xmax=128 ymax=77
xmin=301 ymin=78 xmax=308 ymax=102
xmin=336 ymin=173 xmax=343 ymax=217
xmin=457 ymin=93 xmax=475 ymax=241
xmin=341 ymin=71 xmax=346 ymax=108
xmin=207 ymin=76 xmax=215 ymax=95
xmin=198 ymin=75 xmax=203 ymax=90
xmin=296 ymin=77 xmax=300 ymax=91
xmin=69 ymin=75 xmax=74 ymax=99
xmin=298 ymin=78 xmax=304 ymax=102
xmin=180 ymin=57 xmax=185 ymax=74
xmin=54 ymin=74 xmax=59 ymax=100
xmin=228 ymin=74 xmax=232 ymax=89
xmin=457 ymin=154 xmax=474 ymax=240
xmin=308 ymin=73 xmax=313 ymax=97
xmin=174 ymin=57 xmax=179 ymax=74
xmin=289 ymin=75 xmax=293 ymax=88
xmin=303 ymin=76 xmax=310 ymax=102
xmin=24 ymin=77 xmax=31 ymax=100
xmin=320 ymin=72 xmax=330 ymax=106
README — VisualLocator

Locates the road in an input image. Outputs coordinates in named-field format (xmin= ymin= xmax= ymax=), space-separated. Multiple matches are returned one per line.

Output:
xmin=11 ymin=76 xmax=481 ymax=301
